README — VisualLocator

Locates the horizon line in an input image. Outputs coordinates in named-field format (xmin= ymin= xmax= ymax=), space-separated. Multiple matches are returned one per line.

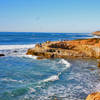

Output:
xmin=0 ymin=31 xmax=91 ymax=34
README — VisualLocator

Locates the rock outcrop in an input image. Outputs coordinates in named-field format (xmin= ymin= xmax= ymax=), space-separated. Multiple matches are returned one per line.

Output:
xmin=86 ymin=92 xmax=100 ymax=100
xmin=0 ymin=54 xmax=5 ymax=57
xmin=26 ymin=38 xmax=100 ymax=59
xmin=26 ymin=38 xmax=100 ymax=99
xmin=92 ymin=31 xmax=100 ymax=36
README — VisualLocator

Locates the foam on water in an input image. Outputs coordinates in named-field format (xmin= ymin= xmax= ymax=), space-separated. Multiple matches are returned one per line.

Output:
xmin=58 ymin=59 xmax=71 ymax=76
xmin=0 ymin=44 xmax=36 ymax=58
xmin=58 ymin=59 xmax=71 ymax=69
xmin=42 ymin=59 xmax=71 ymax=83
xmin=19 ymin=55 xmax=37 ymax=59
xmin=1 ymin=78 xmax=23 ymax=83
xmin=43 ymin=75 xmax=59 ymax=82
xmin=93 ymin=35 xmax=100 ymax=38
xmin=0 ymin=44 xmax=35 ymax=50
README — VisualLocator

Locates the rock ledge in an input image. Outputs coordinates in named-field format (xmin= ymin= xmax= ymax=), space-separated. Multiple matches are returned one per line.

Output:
xmin=26 ymin=38 xmax=100 ymax=59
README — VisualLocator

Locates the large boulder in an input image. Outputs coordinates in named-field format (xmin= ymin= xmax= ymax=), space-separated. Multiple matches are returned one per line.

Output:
xmin=86 ymin=92 xmax=100 ymax=100
xmin=92 ymin=31 xmax=100 ymax=36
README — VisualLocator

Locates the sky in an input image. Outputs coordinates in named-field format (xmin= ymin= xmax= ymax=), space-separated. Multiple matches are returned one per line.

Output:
xmin=0 ymin=0 xmax=100 ymax=33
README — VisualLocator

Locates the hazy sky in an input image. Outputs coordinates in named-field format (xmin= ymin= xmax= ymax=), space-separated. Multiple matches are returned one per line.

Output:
xmin=0 ymin=0 xmax=100 ymax=33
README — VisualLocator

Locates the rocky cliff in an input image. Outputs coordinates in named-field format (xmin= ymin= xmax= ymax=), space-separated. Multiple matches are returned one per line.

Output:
xmin=26 ymin=38 xmax=100 ymax=59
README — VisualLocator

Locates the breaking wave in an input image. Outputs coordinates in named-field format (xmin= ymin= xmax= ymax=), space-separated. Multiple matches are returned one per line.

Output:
xmin=93 ymin=35 xmax=100 ymax=38
xmin=43 ymin=75 xmax=59 ymax=82
xmin=42 ymin=59 xmax=71 ymax=83
xmin=0 ymin=44 xmax=36 ymax=58
xmin=21 ymin=55 xmax=37 ymax=59
xmin=0 ymin=44 xmax=35 ymax=50
xmin=58 ymin=59 xmax=71 ymax=68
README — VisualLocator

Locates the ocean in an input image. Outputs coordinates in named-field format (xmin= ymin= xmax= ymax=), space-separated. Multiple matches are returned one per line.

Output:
xmin=0 ymin=32 xmax=100 ymax=100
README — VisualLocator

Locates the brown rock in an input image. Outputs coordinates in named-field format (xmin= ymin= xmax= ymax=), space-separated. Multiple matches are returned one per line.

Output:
xmin=98 ymin=63 xmax=100 ymax=68
xmin=97 ymin=59 xmax=100 ymax=68
xmin=86 ymin=92 xmax=100 ymax=100
xmin=26 ymin=38 xmax=100 ymax=59
xmin=37 ymin=56 xmax=45 ymax=60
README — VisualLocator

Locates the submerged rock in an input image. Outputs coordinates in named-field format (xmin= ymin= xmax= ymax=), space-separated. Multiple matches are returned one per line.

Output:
xmin=0 ymin=54 xmax=5 ymax=57
xmin=86 ymin=92 xmax=100 ymax=100
xmin=26 ymin=38 xmax=100 ymax=59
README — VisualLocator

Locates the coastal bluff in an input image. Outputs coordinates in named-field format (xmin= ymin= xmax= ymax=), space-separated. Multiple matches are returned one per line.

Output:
xmin=26 ymin=38 xmax=100 ymax=59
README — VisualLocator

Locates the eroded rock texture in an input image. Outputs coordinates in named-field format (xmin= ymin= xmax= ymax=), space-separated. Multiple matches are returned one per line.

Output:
xmin=26 ymin=38 xmax=100 ymax=59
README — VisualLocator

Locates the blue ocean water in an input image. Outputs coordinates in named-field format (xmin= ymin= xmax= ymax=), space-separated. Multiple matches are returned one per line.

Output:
xmin=0 ymin=32 xmax=100 ymax=100
xmin=0 ymin=32 xmax=93 ymax=45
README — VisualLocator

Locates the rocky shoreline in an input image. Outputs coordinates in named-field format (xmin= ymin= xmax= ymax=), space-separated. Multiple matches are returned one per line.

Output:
xmin=26 ymin=38 xmax=100 ymax=100
xmin=27 ymin=38 xmax=100 ymax=59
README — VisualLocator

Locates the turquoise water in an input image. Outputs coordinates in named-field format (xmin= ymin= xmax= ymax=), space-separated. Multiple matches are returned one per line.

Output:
xmin=0 ymin=32 xmax=100 ymax=100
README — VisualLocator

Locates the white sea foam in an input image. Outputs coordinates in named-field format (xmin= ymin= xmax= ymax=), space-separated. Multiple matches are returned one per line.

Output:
xmin=93 ymin=35 xmax=100 ymax=38
xmin=1 ymin=78 xmax=23 ymax=83
xmin=0 ymin=44 xmax=36 ymax=58
xmin=57 ymin=59 xmax=71 ymax=77
xmin=42 ymin=59 xmax=71 ymax=83
xmin=20 ymin=55 xmax=37 ymax=59
xmin=58 ymin=59 xmax=71 ymax=68
xmin=43 ymin=75 xmax=59 ymax=82
xmin=0 ymin=44 xmax=35 ymax=50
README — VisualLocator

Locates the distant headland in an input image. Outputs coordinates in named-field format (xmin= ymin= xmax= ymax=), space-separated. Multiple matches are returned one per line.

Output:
xmin=92 ymin=31 xmax=100 ymax=36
